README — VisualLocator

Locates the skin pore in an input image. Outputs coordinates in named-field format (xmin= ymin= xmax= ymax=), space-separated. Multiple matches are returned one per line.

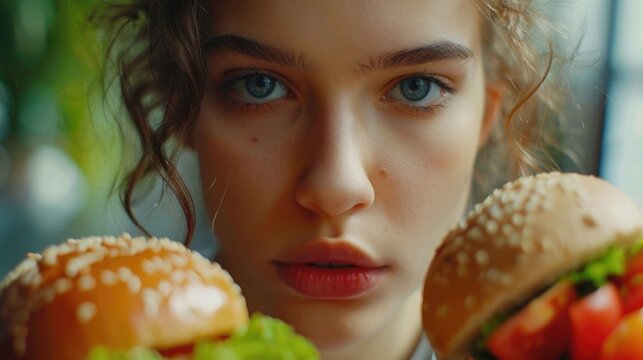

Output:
xmin=191 ymin=1 xmax=501 ymax=359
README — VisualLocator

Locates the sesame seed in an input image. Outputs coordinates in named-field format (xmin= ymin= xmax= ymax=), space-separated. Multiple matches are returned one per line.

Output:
xmin=476 ymin=214 xmax=489 ymax=226
xmin=511 ymin=213 xmax=525 ymax=227
xmin=525 ymin=199 xmax=539 ymax=213
xmin=475 ymin=250 xmax=489 ymax=265
xmin=500 ymin=273 xmax=513 ymax=285
xmin=100 ymin=270 xmax=118 ymax=286
xmin=186 ymin=269 xmax=201 ymax=284
xmin=171 ymin=271 xmax=185 ymax=284
xmin=464 ymin=296 xmax=477 ymax=309
xmin=42 ymin=287 xmax=56 ymax=304
xmin=485 ymin=220 xmax=499 ymax=234
xmin=457 ymin=252 xmax=469 ymax=264
xmin=507 ymin=234 xmax=521 ymax=246
xmin=127 ymin=276 xmax=142 ymax=294
xmin=436 ymin=305 xmax=450 ymax=318
xmin=457 ymin=219 xmax=468 ymax=231
xmin=142 ymin=259 xmax=156 ymax=274
xmin=453 ymin=236 xmax=465 ymax=247
xmin=170 ymin=254 xmax=188 ymax=268
xmin=65 ymin=264 xmax=80 ymax=278
xmin=142 ymin=288 xmax=162 ymax=316
xmin=117 ymin=267 xmax=133 ymax=281
xmin=520 ymin=239 xmax=535 ymax=252
xmin=467 ymin=226 xmax=484 ymax=241
xmin=157 ymin=280 xmax=172 ymax=297
xmin=78 ymin=275 xmax=96 ymax=291
xmin=456 ymin=266 xmax=468 ymax=277
xmin=54 ymin=278 xmax=73 ymax=294
xmin=486 ymin=268 xmax=500 ymax=282
xmin=77 ymin=302 xmax=97 ymax=324
xmin=502 ymin=223 xmax=514 ymax=236
xmin=490 ymin=205 xmax=504 ymax=220
xmin=42 ymin=246 xmax=59 ymax=267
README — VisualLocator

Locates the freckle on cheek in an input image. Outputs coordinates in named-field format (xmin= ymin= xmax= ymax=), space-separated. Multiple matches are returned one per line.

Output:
xmin=250 ymin=136 xmax=259 ymax=143
xmin=379 ymin=169 xmax=388 ymax=178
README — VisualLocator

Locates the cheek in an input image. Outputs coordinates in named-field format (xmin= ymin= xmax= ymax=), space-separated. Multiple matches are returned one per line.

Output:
xmin=192 ymin=113 xmax=294 ymax=236
xmin=376 ymin=99 xmax=485 ymax=268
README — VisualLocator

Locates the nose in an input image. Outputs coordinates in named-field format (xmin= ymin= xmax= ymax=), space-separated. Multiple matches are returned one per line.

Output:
xmin=295 ymin=102 xmax=375 ymax=217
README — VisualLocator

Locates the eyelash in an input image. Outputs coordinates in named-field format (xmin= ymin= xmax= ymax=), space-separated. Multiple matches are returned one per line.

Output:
xmin=218 ymin=69 xmax=456 ymax=115
xmin=219 ymin=68 xmax=286 ymax=113
xmin=386 ymin=73 xmax=456 ymax=116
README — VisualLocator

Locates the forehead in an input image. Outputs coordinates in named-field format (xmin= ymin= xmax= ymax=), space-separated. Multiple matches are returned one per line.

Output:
xmin=206 ymin=0 xmax=482 ymax=65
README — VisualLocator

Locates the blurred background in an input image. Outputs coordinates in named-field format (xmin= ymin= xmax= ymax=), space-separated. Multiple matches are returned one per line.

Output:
xmin=0 ymin=0 xmax=641 ymax=277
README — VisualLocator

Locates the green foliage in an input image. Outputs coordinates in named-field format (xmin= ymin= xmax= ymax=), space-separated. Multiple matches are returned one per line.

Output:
xmin=0 ymin=0 xmax=119 ymax=192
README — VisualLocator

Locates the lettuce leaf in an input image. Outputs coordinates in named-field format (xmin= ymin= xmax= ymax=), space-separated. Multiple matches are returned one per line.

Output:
xmin=565 ymin=246 xmax=626 ymax=292
xmin=86 ymin=313 xmax=319 ymax=360
xmin=86 ymin=346 xmax=164 ymax=360
xmin=192 ymin=313 xmax=319 ymax=360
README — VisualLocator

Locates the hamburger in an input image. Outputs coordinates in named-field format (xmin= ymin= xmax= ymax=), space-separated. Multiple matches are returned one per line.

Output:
xmin=422 ymin=172 xmax=643 ymax=360
xmin=0 ymin=234 xmax=319 ymax=360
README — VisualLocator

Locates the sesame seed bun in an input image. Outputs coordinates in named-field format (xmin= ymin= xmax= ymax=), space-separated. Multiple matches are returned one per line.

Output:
xmin=0 ymin=234 xmax=248 ymax=360
xmin=422 ymin=172 xmax=643 ymax=359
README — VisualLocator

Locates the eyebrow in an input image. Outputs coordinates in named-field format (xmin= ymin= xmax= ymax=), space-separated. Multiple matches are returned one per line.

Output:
xmin=204 ymin=34 xmax=311 ymax=71
xmin=360 ymin=41 xmax=474 ymax=73
xmin=203 ymin=34 xmax=473 ymax=73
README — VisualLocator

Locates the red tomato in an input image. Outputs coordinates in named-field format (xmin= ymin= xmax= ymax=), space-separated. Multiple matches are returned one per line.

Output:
xmin=622 ymin=252 xmax=643 ymax=313
xmin=601 ymin=310 xmax=643 ymax=360
xmin=570 ymin=283 xmax=623 ymax=360
xmin=487 ymin=281 xmax=577 ymax=360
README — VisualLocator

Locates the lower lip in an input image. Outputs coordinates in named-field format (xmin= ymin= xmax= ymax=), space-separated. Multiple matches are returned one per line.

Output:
xmin=274 ymin=263 xmax=385 ymax=299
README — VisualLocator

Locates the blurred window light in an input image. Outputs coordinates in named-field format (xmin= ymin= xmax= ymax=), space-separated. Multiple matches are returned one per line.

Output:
xmin=25 ymin=145 xmax=87 ymax=232
xmin=601 ymin=0 xmax=643 ymax=207
xmin=611 ymin=0 xmax=643 ymax=71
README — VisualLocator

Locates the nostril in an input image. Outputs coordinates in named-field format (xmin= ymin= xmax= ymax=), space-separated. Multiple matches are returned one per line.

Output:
xmin=299 ymin=201 xmax=323 ymax=214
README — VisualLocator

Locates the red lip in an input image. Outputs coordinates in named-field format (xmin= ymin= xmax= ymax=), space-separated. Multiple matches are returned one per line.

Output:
xmin=273 ymin=241 xmax=387 ymax=299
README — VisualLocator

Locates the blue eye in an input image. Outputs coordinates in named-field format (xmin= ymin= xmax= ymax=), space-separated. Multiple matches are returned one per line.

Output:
xmin=230 ymin=73 xmax=288 ymax=103
xmin=388 ymin=75 xmax=446 ymax=107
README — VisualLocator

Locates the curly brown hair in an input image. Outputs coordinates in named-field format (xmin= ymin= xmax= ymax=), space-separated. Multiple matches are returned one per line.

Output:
xmin=91 ymin=0 xmax=577 ymax=245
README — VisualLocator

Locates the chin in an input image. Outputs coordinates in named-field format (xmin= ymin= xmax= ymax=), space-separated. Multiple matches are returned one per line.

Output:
xmin=264 ymin=292 xmax=395 ymax=352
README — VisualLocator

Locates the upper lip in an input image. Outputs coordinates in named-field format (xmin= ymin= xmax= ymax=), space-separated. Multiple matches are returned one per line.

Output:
xmin=274 ymin=240 xmax=385 ymax=268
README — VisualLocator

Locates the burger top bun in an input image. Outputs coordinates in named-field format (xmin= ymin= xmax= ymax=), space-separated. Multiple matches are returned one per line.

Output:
xmin=0 ymin=234 xmax=248 ymax=360
xmin=422 ymin=172 xmax=643 ymax=359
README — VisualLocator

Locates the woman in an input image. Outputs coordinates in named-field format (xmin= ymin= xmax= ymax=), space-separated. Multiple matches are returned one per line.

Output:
xmin=94 ymin=0 xmax=576 ymax=358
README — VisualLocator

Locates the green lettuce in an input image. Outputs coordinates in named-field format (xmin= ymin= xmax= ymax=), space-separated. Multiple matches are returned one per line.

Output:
xmin=565 ymin=246 xmax=626 ymax=292
xmin=86 ymin=314 xmax=319 ymax=360
xmin=86 ymin=347 xmax=163 ymax=360
xmin=192 ymin=313 xmax=319 ymax=360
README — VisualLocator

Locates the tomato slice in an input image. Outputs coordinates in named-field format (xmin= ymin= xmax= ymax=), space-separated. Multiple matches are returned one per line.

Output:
xmin=622 ymin=252 xmax=643 ymax=313
xmin=570 ymin=283 xmax=623 ymax=360
xmin=487 ymin=281 xmax=577 ymax=360
xmin=601 ymin=310 xmax=643 ymax=360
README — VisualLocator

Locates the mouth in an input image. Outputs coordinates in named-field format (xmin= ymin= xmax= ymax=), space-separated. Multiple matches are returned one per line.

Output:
xmin=306 ymin=262 xmax=356 ymax=268
xmin=273 ymin=241 xmax=387 ymax=299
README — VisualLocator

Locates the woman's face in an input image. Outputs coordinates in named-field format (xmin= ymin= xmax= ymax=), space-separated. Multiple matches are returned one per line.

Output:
xmin=193 ymin=0 xmax=497 ymax=354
